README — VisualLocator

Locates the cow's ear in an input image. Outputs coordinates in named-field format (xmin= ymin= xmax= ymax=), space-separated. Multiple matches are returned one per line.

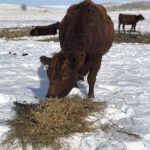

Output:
xmin=40 ymin=56 xmax=51 ymax=65
xmin=73 ymin=52 xmax=86 ymax=71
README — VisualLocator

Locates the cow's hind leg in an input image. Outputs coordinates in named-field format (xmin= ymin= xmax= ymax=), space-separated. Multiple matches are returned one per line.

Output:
xmin=123 ymin=24 xmax=126 ymax=33
xmin=133 ymin=24 xmax=136 ymax=32
xmin=130 ymin=25 xmax=133 ymax=33
xmin=87 ymin=57 xmax=102 ymax=98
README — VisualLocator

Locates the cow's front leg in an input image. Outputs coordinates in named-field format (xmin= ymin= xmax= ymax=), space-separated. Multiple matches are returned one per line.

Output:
xmin=133 ymin=24 xmax=136 ymax=32
xmin=87 ymin=57 xmax=102 ymax=98
xmin=78 ymin=74 xmax=84 ymax=81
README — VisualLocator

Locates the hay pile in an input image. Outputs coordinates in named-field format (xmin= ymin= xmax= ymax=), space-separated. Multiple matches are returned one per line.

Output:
xmin=2 ymin=96 xmax=106 ymax=150
xmin=115 ymin=32 xmax=150 ymax=44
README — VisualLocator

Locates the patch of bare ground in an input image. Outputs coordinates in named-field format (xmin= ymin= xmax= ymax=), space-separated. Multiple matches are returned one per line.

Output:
xmin=0 ymin=27 xmax=149 ymax=44
xmin=40 ymin=32 xmax=150 ymax=44
xmin=1 ymin=96 xmax=106 ymax=150
xmin=115 ymin=32 xmax=150 ymax=44
xmin=0 ymin=27 xmax=31 ymax=39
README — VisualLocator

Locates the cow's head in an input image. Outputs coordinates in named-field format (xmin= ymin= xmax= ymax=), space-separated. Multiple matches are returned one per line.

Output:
xmin=40 ymin=56 xmax=51 ymax=72
xmin=30 ymin=28 xmax=38 ymax=36
xmin=56 ymin=22 xmax=60 ymax=29
xmin=137 ymin=14 xmax=145 ymax=21
xmin=40 ymin=52 xmax=86 ymax=98
xmin=49 ymin=22 xmax=60 ymax=29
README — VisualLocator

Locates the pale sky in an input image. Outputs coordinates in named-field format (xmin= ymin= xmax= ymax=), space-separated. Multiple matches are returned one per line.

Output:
xmin=0 ymin=0 xmax=147 ymax=6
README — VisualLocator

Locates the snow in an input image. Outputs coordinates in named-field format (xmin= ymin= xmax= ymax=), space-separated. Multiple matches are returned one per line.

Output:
xmin=0 ymin=3 xmax=150 ymax=150
xmin=0 ymin=3 xmax=67 ymax=28
xmin=0 ymin=3 xmax=150 ymax=33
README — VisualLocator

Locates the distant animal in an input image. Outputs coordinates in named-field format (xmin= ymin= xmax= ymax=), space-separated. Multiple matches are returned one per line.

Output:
xmin=118 ymin=14 xmax=145 ymax=33
xmin=9 ymin=51 xmax=17 ymax=55
xmin=40 ymin=0 xmax=115 ymax=98
xmin=30 ymin=22 xmax=60 ymax=36
xmin=9 ymin=51 xmax=28 ymax=56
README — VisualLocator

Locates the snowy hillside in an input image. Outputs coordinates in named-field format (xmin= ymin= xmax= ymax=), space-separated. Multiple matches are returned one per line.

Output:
xmin=0 ymin=2 xmax=150 ymax=150
xmin=0 ymin=3 xmax=67 ymax=28
xmin=0 ymin=3 xmax=150 ymax=33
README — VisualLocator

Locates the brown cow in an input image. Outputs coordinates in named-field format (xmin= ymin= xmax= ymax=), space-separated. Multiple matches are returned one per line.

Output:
xmin=40 ymin=0 xmax=115 ymax=98
xmin=30 ymin=22 xmax=60 ymax=36
xmin=118 ymin=14 xmax=145 ymax=33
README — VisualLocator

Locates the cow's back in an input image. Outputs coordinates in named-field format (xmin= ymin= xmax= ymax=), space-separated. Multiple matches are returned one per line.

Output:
xmin=59 ymin=0 xmax=114 ymax=58
xmin=119 ymin=14 xmax=137 ymax=25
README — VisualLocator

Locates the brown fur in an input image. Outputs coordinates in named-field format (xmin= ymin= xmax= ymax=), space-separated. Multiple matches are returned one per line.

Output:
xmin=30 ymin=22 xmax=60 ymax=36
xmin=40 ymin=0 xmax=115 ymax=98
xmin=118 ymin=14 xmax=145 ymax=33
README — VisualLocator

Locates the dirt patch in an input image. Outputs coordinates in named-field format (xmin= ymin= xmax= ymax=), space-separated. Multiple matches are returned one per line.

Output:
xmin=1 ymin=96 xmax=106 ymax=150
xmin=0 ymin=27 xmax=31 ymax=39
xmin=115 ymin=32 xmax=150 ymax=44
xmin=0 ymin=27 xmax=150 ymax=44
xmin=39 ymin=32 xmax=150 ymax=44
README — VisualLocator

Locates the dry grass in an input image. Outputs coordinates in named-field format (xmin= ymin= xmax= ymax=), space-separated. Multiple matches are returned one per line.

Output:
xmin=106 ymin=1 xmax=150 ymax=11
xmin=0 ymin=27 xmax=31 ymax=38
xmin=1 ymin=96 xmax=106 ymax=150
xmin=37 ymin=37 xmax=59 ymax=42
xmin=116 ymin=32 xmax=150 ymax=44
xmin=0 ymin=27 xmax=150 ymax=44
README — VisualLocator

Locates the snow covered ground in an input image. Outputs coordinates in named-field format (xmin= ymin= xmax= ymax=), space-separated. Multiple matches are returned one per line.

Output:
xmin=0 ymin=2 xmax=150 ymax=150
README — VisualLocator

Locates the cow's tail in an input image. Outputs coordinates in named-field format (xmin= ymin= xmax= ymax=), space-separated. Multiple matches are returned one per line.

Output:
xmin=119 ymin=14 xmax=122 ymax=20
xmin=119 ymin=14 xmax=123 ymax=22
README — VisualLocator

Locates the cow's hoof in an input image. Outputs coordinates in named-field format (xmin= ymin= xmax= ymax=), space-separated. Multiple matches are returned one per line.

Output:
xmin=88 ymin=93 xmax=94 ymax=98
xmin=78 ymin=75 xmax=84 ymax=81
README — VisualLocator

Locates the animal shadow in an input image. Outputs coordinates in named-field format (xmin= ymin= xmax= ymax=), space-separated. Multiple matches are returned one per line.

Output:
xmin=77 ymin=80 xmax=88 ymax=96
xmin=28 ymin=65 xmax=49 ymax=99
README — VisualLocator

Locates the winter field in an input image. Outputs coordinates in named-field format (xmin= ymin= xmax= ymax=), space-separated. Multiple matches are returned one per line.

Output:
xmin=0 ymin=2 xmax=150 ymax=150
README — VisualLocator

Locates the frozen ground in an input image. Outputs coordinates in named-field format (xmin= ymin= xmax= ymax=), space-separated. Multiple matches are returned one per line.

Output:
xmin=0 ymin=38 xmax=150 ymax=150
xmin=0 ymin=2 xmax=150 ymax=150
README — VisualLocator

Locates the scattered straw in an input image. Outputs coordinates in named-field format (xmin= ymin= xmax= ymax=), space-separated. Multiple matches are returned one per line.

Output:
xmin=1 ymin=96 xmax=106 ymax=150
